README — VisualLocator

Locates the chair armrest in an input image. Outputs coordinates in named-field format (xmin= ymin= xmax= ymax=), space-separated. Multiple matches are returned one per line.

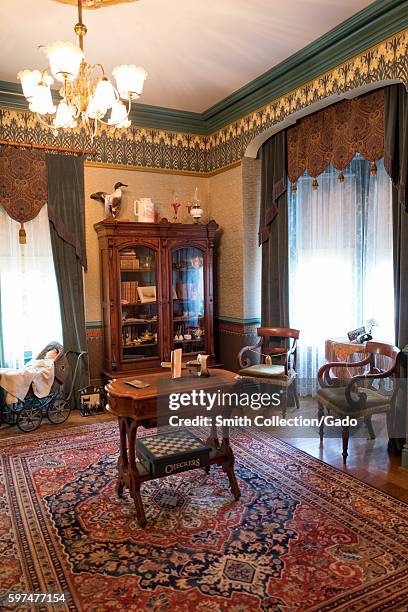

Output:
xmin=318 ymin=355 xmax=371 ymax=387
xmin=237 ymin=339 xmax=262 ymax=369
xmin=344 ymin=366 xmax=398 ymax=410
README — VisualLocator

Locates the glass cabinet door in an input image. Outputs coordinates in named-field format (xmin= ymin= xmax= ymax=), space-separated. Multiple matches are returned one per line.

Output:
xmin=171 ymin=247 xmax=205 ymax=355
xmin=119 ymin=246 xmax=159 ymax=362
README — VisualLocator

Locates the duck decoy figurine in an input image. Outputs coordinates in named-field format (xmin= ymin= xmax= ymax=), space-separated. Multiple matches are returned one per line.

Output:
xmin=90 ymin=182 xmax=128 ymax=218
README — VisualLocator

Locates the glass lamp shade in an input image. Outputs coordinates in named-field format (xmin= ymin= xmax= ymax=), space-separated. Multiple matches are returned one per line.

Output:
xmin=92 ymin=77 xmax=116 ymax=113
xmin=86 ymin=97 xmax=107 ymax=119
xmin=53 ymin=101 xmax=75 ymax=127
xmin=17 ymin=69 xmax=42 ymax=100
xmin=43 ymin=41 xmax=83 ymax=82
xmin=108 ymin=100 xmax=129 ymax=126
xmin=113 ymin=65 xmax=147 ymax=100
xmin=29 ymin=82 xmax=56 ymax=115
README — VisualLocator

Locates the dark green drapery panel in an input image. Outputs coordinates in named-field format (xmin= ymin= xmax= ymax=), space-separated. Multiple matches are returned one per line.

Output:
xmin=259 ymin=131 xmax=289 ymax=328
xmin=385 ymin=84 xmax=408 ymax=349
xmin=384 ymin=83 xmax=408 ymax=453
xmin=46 ymin=154 xmax=89 ymax=403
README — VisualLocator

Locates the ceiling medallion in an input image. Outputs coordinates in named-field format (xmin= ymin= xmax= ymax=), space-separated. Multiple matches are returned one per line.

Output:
xmin=52 ymin=0 xmax=139 ymax=9
xmin=18 ymin=0 xmax=147 ymax=140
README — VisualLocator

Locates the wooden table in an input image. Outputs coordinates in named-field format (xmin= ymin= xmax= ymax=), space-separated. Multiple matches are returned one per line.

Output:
xmin=325 ymin=338 xmax=391 ymax=378
xmin=106 ymin=369 xmax=241 ymax=527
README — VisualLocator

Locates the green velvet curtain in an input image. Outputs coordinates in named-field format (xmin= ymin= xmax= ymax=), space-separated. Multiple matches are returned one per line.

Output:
xmin=46 ymin=154 xmax=89 ymax=405
xmin=259 ymin=131 xmax=289 ymax=327
xmin=384 ymin=83 xmax=408 ymax=453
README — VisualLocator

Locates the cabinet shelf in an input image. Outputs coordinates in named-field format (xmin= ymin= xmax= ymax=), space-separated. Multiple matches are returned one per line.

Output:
xmin=120 ymin=268 xmax=153 ymax=273
xmin=173 ymin=316 xmax=204 ymax=323
xmin=122 ymin=320 xmax=157 ymax=326
xmin=121 ymin=302 xmax=157 ymax=306
xmin=124 ymin=342 xmax=157 ymax=349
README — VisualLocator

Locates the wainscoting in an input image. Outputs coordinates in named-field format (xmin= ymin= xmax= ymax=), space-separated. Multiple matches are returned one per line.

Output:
xmin=216 ymin=318 xmax=259 ymax=372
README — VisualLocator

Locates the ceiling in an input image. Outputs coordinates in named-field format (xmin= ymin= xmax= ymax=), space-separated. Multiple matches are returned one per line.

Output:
xmin=0 ymin=0 xmax=372 ymax=113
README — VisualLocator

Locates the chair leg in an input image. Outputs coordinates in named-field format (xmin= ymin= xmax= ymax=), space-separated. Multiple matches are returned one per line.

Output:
xmin=342 ymin=426 xmax=349 ymax=464
xmin=281 ymin=390 xmax=287 ymax=418
xmin=364 ymin=415 xmax=376 ymax=440
xmin=293 ymin=384 xmax=300 ymax=410
xmin=318 ymin=402 xmax=324 ymax=442
xmin=386 ymin=406 xmax=395 ymax=439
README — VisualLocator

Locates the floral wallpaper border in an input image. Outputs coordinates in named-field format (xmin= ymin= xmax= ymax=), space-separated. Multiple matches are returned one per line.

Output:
xmin=0 ymin=29 xmax=407 ymax=174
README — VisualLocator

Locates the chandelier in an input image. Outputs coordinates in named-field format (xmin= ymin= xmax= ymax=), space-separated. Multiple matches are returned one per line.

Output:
xmin=18 ymin=0 xmax=147 ymax=140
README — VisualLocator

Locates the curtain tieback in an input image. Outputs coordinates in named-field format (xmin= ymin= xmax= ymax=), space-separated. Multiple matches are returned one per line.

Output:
xmin=19 ymin=223 xmax=26 ymax=245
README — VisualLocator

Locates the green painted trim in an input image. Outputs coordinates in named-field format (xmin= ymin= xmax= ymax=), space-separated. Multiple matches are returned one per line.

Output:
xmin=0 ymin=0 xmax=406 ymax=134
xmin=216 ymin=316 xmax=261 ymax=325
xmin=129 ymin=104 xmax=206 ymax=134
xmin=402 ymin=445 xmax=408 ymax=469
xmin=203 ymin=0 xmax=408 ymax=131
xmin=86 ymin=321 xmax=103 ymax=329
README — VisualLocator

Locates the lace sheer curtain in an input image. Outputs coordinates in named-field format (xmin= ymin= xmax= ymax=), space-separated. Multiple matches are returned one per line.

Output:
xmin=0 ymin=205 xmax=62 ymax=369
xmin=288 ymin=156 xmax=394 ymax=396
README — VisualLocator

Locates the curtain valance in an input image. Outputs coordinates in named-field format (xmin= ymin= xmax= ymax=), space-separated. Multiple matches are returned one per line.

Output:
xmin=0 ymin=146 xmax=47 ymax=243
xmin=287 ymin=89 xmax=384 ymax=188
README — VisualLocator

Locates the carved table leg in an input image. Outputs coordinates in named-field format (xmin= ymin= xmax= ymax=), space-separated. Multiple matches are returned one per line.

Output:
xmin=221 ymin=431 xmax=241 ymax=501
xmin=116 ymin=417 xmax=128 ymax=497
xmin=127 ymin=419 xmax=147 ymax=527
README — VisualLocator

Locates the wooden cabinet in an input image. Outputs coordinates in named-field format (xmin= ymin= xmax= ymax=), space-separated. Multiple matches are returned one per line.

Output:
xmin=94 ymin=219 xmax=219 ymax=377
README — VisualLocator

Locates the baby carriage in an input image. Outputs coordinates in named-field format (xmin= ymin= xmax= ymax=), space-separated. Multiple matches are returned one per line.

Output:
xmin=0 ymin=342 xmax=87 ymax=433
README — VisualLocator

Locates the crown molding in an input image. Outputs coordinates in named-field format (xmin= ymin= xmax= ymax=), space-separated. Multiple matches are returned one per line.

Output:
xmin=0 ymin=0 xmax=406 ymax=134
xmin=202 ymin=0 xmax=408 ymax=131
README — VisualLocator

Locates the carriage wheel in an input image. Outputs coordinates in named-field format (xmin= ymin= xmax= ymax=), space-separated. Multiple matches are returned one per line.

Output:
xmin=17 ymin=406 xmax=43 ymax=432
xmin=47 ymin=399 xmax=71 ymax=424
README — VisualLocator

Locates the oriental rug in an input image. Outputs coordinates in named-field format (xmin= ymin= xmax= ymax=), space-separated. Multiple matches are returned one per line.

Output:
xmin=0 ymin=421 xmax=407 ymax=611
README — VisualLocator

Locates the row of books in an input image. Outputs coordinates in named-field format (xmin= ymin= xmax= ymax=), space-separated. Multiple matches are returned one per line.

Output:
xmin=121 ymin=254 xmax=140 ymax=270
xmin=121 ymin=281 xmax=139 ymax=303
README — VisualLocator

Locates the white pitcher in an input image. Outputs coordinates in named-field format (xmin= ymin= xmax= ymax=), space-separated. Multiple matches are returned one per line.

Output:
xmin=134 ymin=198 xmax=155 ymax=223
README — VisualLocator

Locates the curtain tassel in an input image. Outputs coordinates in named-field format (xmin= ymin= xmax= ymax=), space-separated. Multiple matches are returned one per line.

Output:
xmin=312 ymin=178 xmax=319 ymax=190
xmin=19 ymin=223 xmax=26 ymax=245
xmin=338 ymin=171 xmax=345 ymax=183
xmin=291 ymin=182 xmax=297 ymax=193
xmin=370 ymin=161 xmax=377 ymax=176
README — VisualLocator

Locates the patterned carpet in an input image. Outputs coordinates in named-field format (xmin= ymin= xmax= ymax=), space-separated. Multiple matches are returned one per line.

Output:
xmin=0 ymin=421 xmax=407 ymax=611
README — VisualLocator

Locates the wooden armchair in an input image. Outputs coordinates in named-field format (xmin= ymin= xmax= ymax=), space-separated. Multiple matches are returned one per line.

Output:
xmin=237 ymin=327 xmax=300 ymax=412
xmin=317 ymin=341 xmax=400 ymax=463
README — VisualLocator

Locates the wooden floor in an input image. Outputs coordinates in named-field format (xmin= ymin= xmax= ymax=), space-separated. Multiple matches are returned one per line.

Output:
xmin=1 ymin=398 xmax=407 ymax=502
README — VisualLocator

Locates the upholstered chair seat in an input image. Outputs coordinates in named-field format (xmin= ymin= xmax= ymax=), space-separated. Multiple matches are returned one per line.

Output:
xmin=238 ymin=364 xmax=286 ymax=378
xmin=316 ymin=386 xmax=390 ymax=417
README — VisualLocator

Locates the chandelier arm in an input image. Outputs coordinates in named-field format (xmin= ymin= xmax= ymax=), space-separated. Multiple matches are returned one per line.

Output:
xmin=36 ymin=111 xmax=76 ymax=131
xmin=36 ymin=113 xmax=59 ymax=131
xmin=91 ymin=63 xmax=106 ymax=78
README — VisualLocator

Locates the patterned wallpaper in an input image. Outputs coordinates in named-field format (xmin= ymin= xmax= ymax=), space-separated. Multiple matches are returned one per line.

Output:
xmin=0 ymin=29 xmax=406 ymax=174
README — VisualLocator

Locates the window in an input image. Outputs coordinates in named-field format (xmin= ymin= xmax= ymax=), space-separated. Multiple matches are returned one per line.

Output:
xmin=288 ymin=156 xmax=394 ymax=395
xmin=0 ymin=205 xmax=62 ymax=369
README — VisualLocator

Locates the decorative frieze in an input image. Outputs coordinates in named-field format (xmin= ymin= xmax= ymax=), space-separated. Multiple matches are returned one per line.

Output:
xmin=0 ymin=30 xmax=406 ymax=174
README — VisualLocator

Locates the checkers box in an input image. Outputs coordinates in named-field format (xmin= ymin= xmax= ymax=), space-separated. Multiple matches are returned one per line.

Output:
xmin=136 ymin=429 xmax=210 ymax=477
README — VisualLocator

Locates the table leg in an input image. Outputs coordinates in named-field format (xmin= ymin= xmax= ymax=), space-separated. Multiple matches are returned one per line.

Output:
xmin=128 ymin=420 xmax=147 ymax=527
xmin=221 ymin=425 xmax=241 ymax=501
xmin=116 ymin=416 xmax=147 ymax=527
xmin=116 ymin=417 xmax=128 ymax=497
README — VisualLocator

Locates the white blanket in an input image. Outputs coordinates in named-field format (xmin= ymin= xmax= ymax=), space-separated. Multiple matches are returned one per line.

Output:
xmin=0 ymin=359 xmax=55 ymax=404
